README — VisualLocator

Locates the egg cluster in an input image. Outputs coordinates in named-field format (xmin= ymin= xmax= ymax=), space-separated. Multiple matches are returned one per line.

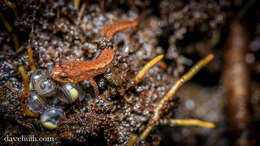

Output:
xmin=27 ymin=69 xmax=85 ymax=130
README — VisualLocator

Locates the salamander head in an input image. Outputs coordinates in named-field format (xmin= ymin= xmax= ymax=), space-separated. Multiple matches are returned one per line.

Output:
xmin=50 ymin=63 xmax=73 ymax=83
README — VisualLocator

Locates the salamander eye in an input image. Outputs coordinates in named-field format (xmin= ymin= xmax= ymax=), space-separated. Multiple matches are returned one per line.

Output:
xmin=40 ymin=106 xmax=64 ymax=130
xmin=59 ymin=75 xmax=68 ymax=80
xmin=57 ymin=83 xmax=85 ymax=104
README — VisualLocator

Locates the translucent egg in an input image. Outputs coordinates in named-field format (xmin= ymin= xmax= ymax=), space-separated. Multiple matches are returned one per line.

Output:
xmin=35 ymin=76 xmax=57 ymax=97
xmin=27 ymin=91 xmax=46 ymax=114
xmin=58 ymin=83 xmax=85 ymax=104
xmin=40 ymin=106 xmax=64 ymax=130
xmin=29 ymin=69 xmax=57 ymax=98
xmin=29 ymin=69 xmax=46 ymax=90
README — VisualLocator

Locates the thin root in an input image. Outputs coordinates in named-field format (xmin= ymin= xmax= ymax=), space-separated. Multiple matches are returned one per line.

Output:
xmin=0 ymin=47 xmax=25 ymax=56
xmin=78 ymin=3 xmax=86 ymax=22
xmin=4 ymin=0 xmax=16 ymax=9
xmin=12 ymin=34 xmax=20 ymax=50
xmin=0 ymin=12 xmax=19 ymax=50
xmin=129 ymin=54 xmax=214 ymax=145
xmin=153 ymin=54 xmax=214 ymax=121
xmin=128 ymin=135 xmax=138 ymax=146
xmin=135 ymin=55 xmax=164 ymax=84
xmin=209 ymin=30 xmax=220 ymax=47
xmin=27 ymin=48 xmax=36 ymax=71
xmin=18 ymin=66 xmax=39 ymax=117
xmin=161 ymin=119 xmax=216 ymax=128
xmin=0 ymin=12 xmax=13 ymax=32
xmin=74 ymin=0 xmax=81 ymax=10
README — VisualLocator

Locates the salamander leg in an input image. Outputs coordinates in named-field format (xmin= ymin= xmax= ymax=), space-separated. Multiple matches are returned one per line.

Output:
xmin=89 ymin=78 xmax=99 ymax=97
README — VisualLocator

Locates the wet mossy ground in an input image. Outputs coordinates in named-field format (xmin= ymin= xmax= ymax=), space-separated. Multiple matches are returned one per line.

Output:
xmin=0 ymin=0 xmax=259 ymax=145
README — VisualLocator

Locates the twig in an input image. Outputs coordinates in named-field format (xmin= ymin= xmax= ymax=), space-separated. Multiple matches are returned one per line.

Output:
xmin=135 ymin=55 xmax=164 ymax=84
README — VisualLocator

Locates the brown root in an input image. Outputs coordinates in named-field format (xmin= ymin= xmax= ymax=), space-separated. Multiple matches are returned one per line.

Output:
xmin=27 ymin=48 xmax=36 ymax=71
xmin=18 ymin=66 xmax=39 ymax=117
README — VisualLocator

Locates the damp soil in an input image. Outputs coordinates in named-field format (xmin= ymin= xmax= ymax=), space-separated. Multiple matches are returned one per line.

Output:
xmin=0 ymin=0 xmax=259 ymax=146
